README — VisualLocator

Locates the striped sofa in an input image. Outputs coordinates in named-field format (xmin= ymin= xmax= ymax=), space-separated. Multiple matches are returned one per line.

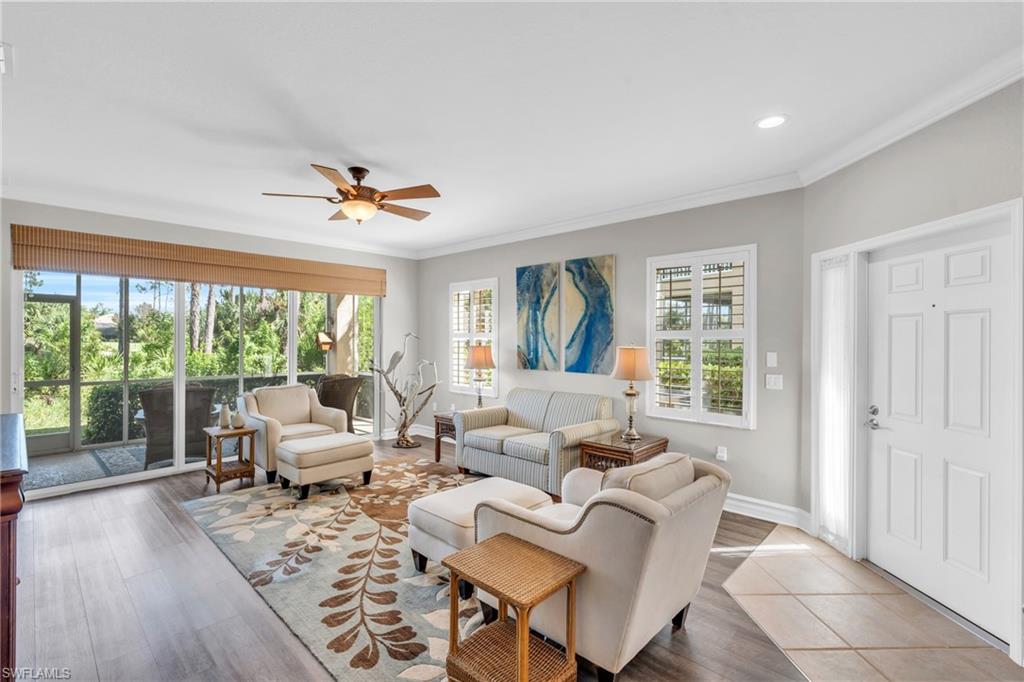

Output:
xmin=454 ymin=388 xmax=619 ymax=495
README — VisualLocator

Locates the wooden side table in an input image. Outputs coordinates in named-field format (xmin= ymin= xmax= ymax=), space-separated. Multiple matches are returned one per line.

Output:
xmin=580 ymin=433 xmax=669 ymax=471
xmin=443 ymin=533 xmax=584 ymax=682
xmin=203 ymin=425 xmax=257 ymax=493
xmin=434 ymin=412 xmax=455 ymax=463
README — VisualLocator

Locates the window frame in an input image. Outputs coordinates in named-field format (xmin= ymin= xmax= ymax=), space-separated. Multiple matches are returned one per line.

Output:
xmin=646 ymin=244 xmax=757 ymax=429
xmin=448 ymin=277 xmax=499 ymax=398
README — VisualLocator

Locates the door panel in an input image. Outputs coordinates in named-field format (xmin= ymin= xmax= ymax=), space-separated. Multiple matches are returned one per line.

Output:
xmin=868 ymin=226 xmax=1013 ymax=641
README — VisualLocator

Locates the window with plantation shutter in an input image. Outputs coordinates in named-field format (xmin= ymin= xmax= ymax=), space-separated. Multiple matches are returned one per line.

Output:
xmin=647 ymin=245 xmax=757 ymax=429
xmin=449 ymin=278 xmax=498 ymax=397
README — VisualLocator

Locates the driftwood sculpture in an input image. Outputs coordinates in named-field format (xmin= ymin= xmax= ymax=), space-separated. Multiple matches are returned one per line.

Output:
xmin=372 ymin=334 xmax=439 ymax=449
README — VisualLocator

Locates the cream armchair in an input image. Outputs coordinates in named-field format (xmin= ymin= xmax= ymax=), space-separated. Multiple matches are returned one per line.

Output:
xmin=237 ymin=384 xmax=347 ymax=483
xmin=474 ymin=453 xmax=731 ymax=681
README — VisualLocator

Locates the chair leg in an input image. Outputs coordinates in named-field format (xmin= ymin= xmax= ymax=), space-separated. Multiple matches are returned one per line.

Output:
xmin=362 ymin=470 xmax=372 ymax=485
xmin=458 ymin=580 xmax=474 ymax=600
xmin=411 ymin=549 xmax=427 ymax=573
xmin=672 ymin=603 xmax=691 ymax=631
xmin=297 ymin=484 xmax=311 ymax=501
xmin=596 ymin=666 xmax=616 ymax=682
xmin=265 ymin=470 xmax=277 ymax=485
xmin=279 ymin=476 xmax=290 ymax=489
xmin=481 ymin=602 xmax=498 ymax=624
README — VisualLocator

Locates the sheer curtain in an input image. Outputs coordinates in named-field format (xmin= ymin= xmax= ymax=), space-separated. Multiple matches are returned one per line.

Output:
xmin=818 ymin=255 xmax=852 ymax=553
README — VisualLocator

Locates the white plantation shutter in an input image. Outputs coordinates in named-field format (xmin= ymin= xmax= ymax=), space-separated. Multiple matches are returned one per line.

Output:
xmin=449 ymin=278 xmax=498 ymax=397
xmin=647 ymin=245 xmax=757 ymax=429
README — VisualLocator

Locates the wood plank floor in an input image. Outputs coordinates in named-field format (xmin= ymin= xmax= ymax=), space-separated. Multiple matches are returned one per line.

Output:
xmin=16 ymin=437 xmax=802 ymax=681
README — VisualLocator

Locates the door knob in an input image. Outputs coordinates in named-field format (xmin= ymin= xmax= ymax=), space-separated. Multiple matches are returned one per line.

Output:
xmin=864 ymin=417 xmax=880 ymax=430
xmin=867 ymin=405 xmax=879 ymax=416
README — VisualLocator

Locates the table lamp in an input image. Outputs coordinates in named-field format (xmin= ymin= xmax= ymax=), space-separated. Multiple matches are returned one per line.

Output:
xmin=465 ymin=343 xmax=495 ymax=409
xmin=611 ymin=346 xmax=653 ymax=442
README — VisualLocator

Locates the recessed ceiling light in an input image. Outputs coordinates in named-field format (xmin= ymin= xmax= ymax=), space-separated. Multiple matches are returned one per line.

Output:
xmin=756 ymin=114 xmax=787 ymax=129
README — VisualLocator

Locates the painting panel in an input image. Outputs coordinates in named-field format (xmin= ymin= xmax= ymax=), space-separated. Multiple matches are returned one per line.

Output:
xmin=516 ymin=262 xmax=560 ymax=370
xmin=565 ymin=254 xmax=615 ymax=374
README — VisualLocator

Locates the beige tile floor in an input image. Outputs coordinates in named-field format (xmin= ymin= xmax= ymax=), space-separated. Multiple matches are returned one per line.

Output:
xmin=724 ymin=526 xmax=1024 ymax=681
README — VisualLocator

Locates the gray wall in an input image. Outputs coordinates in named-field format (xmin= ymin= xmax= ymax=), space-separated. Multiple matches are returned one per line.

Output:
xmin=798 ymin=81 xmax=1023 ymax=508
xmin=417 ymin=190 xmax=806 ymax=507
xmin=0 ymin=199 xmax=421 ymax=420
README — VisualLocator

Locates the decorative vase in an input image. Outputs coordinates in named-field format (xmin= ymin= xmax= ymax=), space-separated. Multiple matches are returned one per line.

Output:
xmin=219 ymin=403 xmax=231 ymax=428
xmin=230 ymin=411 xmax=246 ymax=428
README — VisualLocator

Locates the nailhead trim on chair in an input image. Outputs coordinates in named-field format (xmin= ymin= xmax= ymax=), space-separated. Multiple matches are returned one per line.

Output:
xmin=472 ymin=500 xmax=656 ymax=543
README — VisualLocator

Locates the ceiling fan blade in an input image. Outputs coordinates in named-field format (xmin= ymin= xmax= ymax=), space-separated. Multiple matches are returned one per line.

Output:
xmin=328 ymin=208 xmax=349 ymax=221
xmin=379 ymin=203 xmax=431 ymax=221
xmin=263 ymin=192 xmax=338 ymax=201
xmin=311 ymin=164 xmax=354 ymax=194
xmin=377 ymin=184 xmax=440 ymax=201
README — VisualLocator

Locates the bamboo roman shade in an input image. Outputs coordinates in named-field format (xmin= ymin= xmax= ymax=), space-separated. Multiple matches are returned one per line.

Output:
xmin=11 ymin=225 xmax=387 ymax=296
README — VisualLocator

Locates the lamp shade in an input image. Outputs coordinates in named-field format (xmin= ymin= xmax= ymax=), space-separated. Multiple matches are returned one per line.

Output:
xmin=611 ymin=346 xmax=653 ymax=381
xmin=465 ymin=344 xmax=495 ymax=370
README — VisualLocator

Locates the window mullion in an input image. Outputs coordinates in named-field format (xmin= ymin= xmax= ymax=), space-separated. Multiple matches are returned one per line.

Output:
xmin=692 ymin=263 xmax=704 ymax=418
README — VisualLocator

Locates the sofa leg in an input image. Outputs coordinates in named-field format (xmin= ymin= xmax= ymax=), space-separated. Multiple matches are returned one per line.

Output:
xmin=458 ymin=580 xmax=474 ymax=600
xmin=297 ymin=484 xmax=311 ymax=501
xmin=596 ymin=666 xmax=616 ymax=682
xmin=265 ymin=470 xmax=277 ymax=485
xmin=481 ymin=602 xmax=498 ymax=624
xmin=411 ymin=549 xmax=427 ymax=573
xmin=279 ymin=476 xmax=290 ymax=489
xmin=362 ymin=470 xmax=372 ymax=485
xmin=672 ymin=603 xmax=691 ymax=631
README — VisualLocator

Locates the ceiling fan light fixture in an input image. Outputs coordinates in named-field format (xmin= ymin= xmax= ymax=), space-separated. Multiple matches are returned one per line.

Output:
xmin=340 ymin=197 xmax=378 ymax=223
xmin=755 ymin=114 xmax=788 ymax=129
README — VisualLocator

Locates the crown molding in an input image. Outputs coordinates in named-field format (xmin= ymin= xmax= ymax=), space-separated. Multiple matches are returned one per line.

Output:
xmin=1 ymin=186 xmax=420 ymax=260
xmin=798 ymin=48 xmax=1023 ymax=186
xmin=415 ymin=172 xmax=804 ymax=259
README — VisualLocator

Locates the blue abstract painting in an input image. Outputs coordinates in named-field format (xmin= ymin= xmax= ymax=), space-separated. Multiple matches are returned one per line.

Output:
xmin=516 ymin=262 xmax=560 ymax=370
xmin=564 ymin=255 xmax=614 ymax=374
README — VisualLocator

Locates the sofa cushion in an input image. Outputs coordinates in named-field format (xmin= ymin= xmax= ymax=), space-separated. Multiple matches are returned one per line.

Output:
xmin=505 ymin=388 xmax=553 ymax=431
xmin=275 ymin=432 xmax=374 ymax=468
xmin=464 ymin=425 xmax=536 ymax=454
xmin=534 ymin=502 xmax=581 ymax=522
xmin=408 ymin=477 xmax=551 ymax=550
xmin=601 ymin=452 xmax=695 ymax=501
xmin=542 ymin=392 xmax=613 ymax=431
xmin=502 ymin=432 xmax=551 ymax=465
xmin=254 ymin=384 xmax=311 ymax=425
xmin=280 ymin=422 xmax=335 ymax=441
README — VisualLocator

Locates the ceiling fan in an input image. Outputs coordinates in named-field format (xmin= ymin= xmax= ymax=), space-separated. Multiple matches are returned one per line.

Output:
xmin=263 ymin=164 xmax=440 ymax=224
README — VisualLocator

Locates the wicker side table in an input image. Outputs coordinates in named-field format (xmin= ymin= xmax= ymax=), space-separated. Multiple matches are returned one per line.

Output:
xmin=434 ymin=412 xmax=455 ymax=463
xmin=442 ymin=533 xmax=585 ymax=682
xmin=203 ymin=425 xmax=257 ymax=493
xmin=580 ymin=433 xmax=669 ymax=471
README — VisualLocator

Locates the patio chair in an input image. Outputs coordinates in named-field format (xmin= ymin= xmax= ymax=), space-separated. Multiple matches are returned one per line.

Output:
xmin=139 ymin=383 xmax=216 ymax=469
xmin=315 ymin=374 xmax=363 ymax=434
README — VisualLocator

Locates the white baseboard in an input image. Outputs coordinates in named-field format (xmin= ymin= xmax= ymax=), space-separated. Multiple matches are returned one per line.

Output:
xmin=724 ymin=492 xmax=813 ymax=533
xmin=379 ymin=424 xmax=434 ymax=441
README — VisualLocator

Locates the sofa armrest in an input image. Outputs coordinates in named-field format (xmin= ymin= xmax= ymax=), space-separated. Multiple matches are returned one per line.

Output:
xmin=454 ymin=406 xmax=509 ymax=433
xmin=550 ymin=418 xmax=621 ymax=451
xmin=561 ymin=467 xmax=604 ymax=507
xmin=309 ymin=389 xmax=348 ymax=433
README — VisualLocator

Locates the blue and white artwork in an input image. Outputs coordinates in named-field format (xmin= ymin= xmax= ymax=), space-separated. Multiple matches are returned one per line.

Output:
xmin=564 ymin=255 xmax=615 ymax=374
xmin=516 ymin=262 xmax=560 ymax=370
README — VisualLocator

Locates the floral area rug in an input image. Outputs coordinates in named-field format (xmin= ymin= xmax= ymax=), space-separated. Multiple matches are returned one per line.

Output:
xmin=182 ymin=457 xmax=483 ymax=680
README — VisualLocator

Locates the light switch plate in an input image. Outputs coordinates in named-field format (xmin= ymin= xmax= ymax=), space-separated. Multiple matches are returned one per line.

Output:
xmin=765 ymin=374 xmax=784 ymax=390
xmin=715 ymin=446 xmax=728 ymax=461
xmin=766 ymin=351 xmax=778 ymax=368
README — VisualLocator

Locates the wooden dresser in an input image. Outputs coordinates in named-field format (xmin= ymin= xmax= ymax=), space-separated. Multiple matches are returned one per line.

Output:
xmin=1 ymin=414 xmax=28 ymax=673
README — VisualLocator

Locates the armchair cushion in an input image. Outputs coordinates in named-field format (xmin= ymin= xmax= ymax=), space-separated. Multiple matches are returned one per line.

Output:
xmin=280 ymin=422 xmax=335 ymax=441
xmin=464 ymin=425 xmax=535 ymax=453
xmin=502 ymin=432 xmax=551 ymax=465
xmin=252 ymin=384 xmax=312 ymax=425
xmin=561 ymin=467 xmax=603 ymax=506
xmin=601 ymin=452 xmax=695 ymax=501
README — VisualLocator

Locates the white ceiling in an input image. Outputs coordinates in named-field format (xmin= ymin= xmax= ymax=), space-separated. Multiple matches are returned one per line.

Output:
xmin=2 ymin=2 xmax=1021 ymax=259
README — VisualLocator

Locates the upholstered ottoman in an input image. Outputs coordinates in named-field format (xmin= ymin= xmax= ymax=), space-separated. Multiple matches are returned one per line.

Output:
xmin=408 ymin=477 xmax=552 ymax=595
xmin=275 ymin=432 xmax=374 ymax=500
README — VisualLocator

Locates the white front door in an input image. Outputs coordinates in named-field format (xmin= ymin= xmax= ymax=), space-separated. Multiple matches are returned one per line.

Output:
xmin=867 ymin=223 xmax=1014 ymax=641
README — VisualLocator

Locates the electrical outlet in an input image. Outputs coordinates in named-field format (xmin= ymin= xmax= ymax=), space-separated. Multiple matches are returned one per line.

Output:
xmin=766 ymin=351 xmax=778 ymax=368
xmin=716 ymin=446 xmax=728 ymax=461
